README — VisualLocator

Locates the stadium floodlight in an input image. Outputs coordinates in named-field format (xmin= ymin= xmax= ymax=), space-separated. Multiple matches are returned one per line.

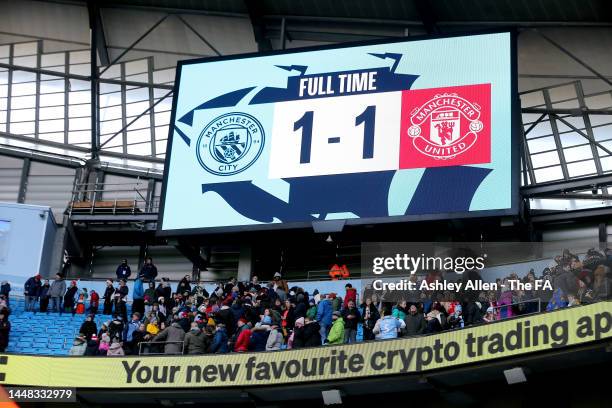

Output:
xmin=503 ymin=367 xmax=527 ymax=385
xmin=322 ymin=389 xmax=343 ymax=405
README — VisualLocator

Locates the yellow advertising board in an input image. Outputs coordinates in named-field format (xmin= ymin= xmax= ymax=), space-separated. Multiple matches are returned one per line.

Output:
xmin=1 ymin=302 xmax=610 ymax=388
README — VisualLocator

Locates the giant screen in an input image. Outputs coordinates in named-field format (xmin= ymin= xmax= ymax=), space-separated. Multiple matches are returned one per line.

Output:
xmin=159 ymin=31 xmax=517 ymax=233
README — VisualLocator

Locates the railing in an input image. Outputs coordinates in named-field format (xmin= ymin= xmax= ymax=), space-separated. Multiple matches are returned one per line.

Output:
xmin=487 ymin=298 xmax=542 ymax=321
xmin=138 ymin=340 xmax=184 ymax=356
xmin=67 ymin=180 xmax=159 ymax=216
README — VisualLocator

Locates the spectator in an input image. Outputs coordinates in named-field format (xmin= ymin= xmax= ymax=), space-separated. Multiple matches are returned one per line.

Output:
xmin=0 ymin=281 xmax=10 ymax=305
xmin=392 ymin=300 xmax=408 ymax=321
xmin=360 ymin=298 xmax=380 ymax=341
xmin=115 ymin=259 xmax=131 ymax=281
xmin=482 ymin=306 xmax=496 ymax=323
xmin=288 ymin=317 xmax=304 ymax=349
xmin=306 ymin=299 xmax=317 ymax=320
xmin=123 ymin=312 xmax=141 ymax=354
xmin=79 ymin=314 xmax=97 ymax=340
xmin=326 ymin=311 xmax=344 ymax=345
xmin=592 ymin=265 xmax=611 ymax=301
xmin=234 ymin=320 xmax=252 ymax=352
xmin=153 ymin=320 xmax=185 ymax=354
xmin=343 ymin=283 xmax=357 ymax=309
xmin=249 ymin=321 xmax=270 ymax=352
xmin=144 ymin=281 xmax=156 ymax=315
xmin=107 ymin=339 xmax=125 ymax=356
xmin=114 ymin=279 xmax=129 ymax=321
xmin=132 ymin=277 xmax=145 ymax=317
xmin=247 ymin=276 xmax=261 ymax=292
xmin=139 ymin=257 xmax=158 ymax=282
xmin=210 ymin=323 xmax=229 ymax=353
xmin=177 ymin=275 xmax=191 ymax=294
xmin=84 ymin=334 xmax=99 ymax=356
xmin=102 ymin=280 xmax=115 ymax=315
xmin=266 ymin=322 xmax=283 ymax=351
xmin=24 ymin=274 xmax=42 ymax=312
xmin=98 ymin=333 xmax=110 ymax=355
xmin=63 ymin=280 xmax=78 ymax=314
xmin=302 ymin=316 xmax=321 ymax=348
xmin=132 ymin=323 xmax=150 ymax=354
xmin=184 ymin=322 xmax=207 ymax=354
xmin=39 ymin=279 xmax=51 ymax=313
xmin=109 ymin=315 xmax=124 ymax=342
xmin=69 ymin=333 xmax=87 ymax=355
xmin=0 ymin=311 xmax=10 ymax=352
xmin=341 ymin=300 xmax=360 ymax=344
xmin=315 ymin=294 xmax=333 ymax=344
xmin=373 ymin=308 xmax=405 ymax=340
xmin=272 ymin=272 xmax=289 ymax=293
xmin=404 ymin=304 xmax=426 ymax=336
xmin=89 ymin=289 xmax=99 ymax=315
xmin=424 ymin=310 xmax=443 ymax=333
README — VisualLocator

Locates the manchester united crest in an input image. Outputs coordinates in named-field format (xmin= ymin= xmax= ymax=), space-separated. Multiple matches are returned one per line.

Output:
xmin=400 ymin=83 xmax=491 ymax=169
xmin=407 ymin=93 xmax=484 ymax=159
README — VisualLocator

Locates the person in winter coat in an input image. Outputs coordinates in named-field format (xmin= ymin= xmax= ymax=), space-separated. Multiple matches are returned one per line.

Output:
xmin=84 ymin=334 xmax=99 ymax=356
xmin=63 ymin=281 xmax=78 ymax=313
xmin=0 ymin=281 xmax=10 ymax=305
xmin=49 ymin=273 xmax=66 ymax=313
xmin=341 ymin=300 xmax=360 ymax=343
xmin=107 ymin=339 xmax=125 ymax=356
xmin=315 ymin=295 xmax=333 ymax=344
xmin=306 ymin=299 xmax=317 ymax=320
xmin=24 ymin=274 xmax=42 ymax=312
xmin=302 ymin=317 xmax=321 ymax=348
xmin=266 ymin=323 xmax=283 ymax=351
xmin=88 ymin=289 xmax=99 ymax=315
xmin=132 ymin=323 xmax=150 ymax=354
xmin=392 ymin=301 xmax=408 ymax=321
xmin=153 ymin=321 xmax=185 ymax=354
xmin=69 ymin=334 xmax=87 ymax=355
xmin=360 ymin=298 xmax=380 ymax=341
xmin=216 ymin=305 xmax=236 ymax=337
xmin=109 ymin=316 xmax=125 ymax=342
xmin=343 ymin=284 xmax=357 ymax=309
xmin=326 ymin=311 xmax=345 ymax=345
xmin=183 ymin=322 xmax=207 ymax=354
xmin=132 ymin=278 xmax=145 ymax=317
xmin=116 ymin=259 xmax=131 ymax=281
xmin=0 ymin=311 xmax=10 ymax=352
xmin=177 ymin=275 xmax=192 ymax=295
xmin=248 ymin=323 xmax=270 ymax=352
xmin=404 ymin=304 xmax=426 ymax=336
xmin=102 ymin=280 xmax=115 ymax=315
xmin=288 ymin=317 xmax=304 ymax=349
xmin=139 ymin=257 xmax=158 ymax=282
xmin=373 ymin=308 xmax=406 ymax=340
xmin=98 ymin=333 xmax=110 ymax=355
xmin=39 ymin=280 xmax=51 ymax=313
xmin=209 ymin=324 xmax=229 ymax=353
xmin=79 ymin=314 xmax=98 ymax=340
xmin=123 ymin=312 xmax=141 ymax=354
xmin=114 ymin=279 xmax=129 ymax=321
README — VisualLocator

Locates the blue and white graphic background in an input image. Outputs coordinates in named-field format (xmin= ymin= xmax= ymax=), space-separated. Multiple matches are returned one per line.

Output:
xmin=162 ymin=32 xmax=513 ymax=231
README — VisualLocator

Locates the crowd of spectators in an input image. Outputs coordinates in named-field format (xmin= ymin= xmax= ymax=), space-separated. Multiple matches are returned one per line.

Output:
xmin=4 ymin=248 xmax=612 ymax=356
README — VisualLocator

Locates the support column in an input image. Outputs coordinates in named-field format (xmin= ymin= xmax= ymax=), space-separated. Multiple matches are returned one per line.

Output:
xmin=237 ymin=245 xmax=253 ymax=281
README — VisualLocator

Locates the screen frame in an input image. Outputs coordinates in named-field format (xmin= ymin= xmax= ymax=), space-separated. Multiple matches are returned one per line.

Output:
xmin=158 ymin=28 xmax=519 ymax=236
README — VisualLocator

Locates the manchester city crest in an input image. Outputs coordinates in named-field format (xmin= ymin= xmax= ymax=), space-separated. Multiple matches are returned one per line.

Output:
xmin=196 ymin=112 xmax=265 ymax=176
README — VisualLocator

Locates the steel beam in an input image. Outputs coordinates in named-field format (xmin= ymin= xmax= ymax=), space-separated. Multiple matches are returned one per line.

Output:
xmin=521 ymin=173 xmax=612 ymax=197
xmin=530 ymin=207 xmax=612 ymax=223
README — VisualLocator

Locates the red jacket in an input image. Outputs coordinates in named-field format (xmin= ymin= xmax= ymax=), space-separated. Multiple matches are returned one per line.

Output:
xmin=343 ymin=288 xmax=357 ymax=309
xmin=90 ymin=291 xmax=100 ymax=307
xmin=234 ymin=328 xmax=251 ymax=352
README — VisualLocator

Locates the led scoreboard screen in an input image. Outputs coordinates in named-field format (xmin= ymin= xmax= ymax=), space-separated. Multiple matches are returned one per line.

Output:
xmin=159 ymin=31 xmax=517 ymax=233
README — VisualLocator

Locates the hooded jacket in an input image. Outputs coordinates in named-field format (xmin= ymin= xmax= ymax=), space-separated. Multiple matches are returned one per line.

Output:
xmin=343 ymin=288 xmax=357 ymax=309
xmin=153 ymin=322 xmax=185 ymax=354
xmin=303 ymin=321 xmax=321 ymax=347
xmin=69 ymin=339 xmax=86 ymax=356
xmin=327 ymin=317 xmax=345 ymax=345
xmin=315 ymin=299 xmax=333 ymax=327
xmin=265 ymin=327 xmax=283 ymax=351
xmin=210 ymin=327 xmax=229 ymax=353
xmin=248 ymin=325 xmax=269 ymax=352
xmin=184 ymin=329 xmax=208 ymax=354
